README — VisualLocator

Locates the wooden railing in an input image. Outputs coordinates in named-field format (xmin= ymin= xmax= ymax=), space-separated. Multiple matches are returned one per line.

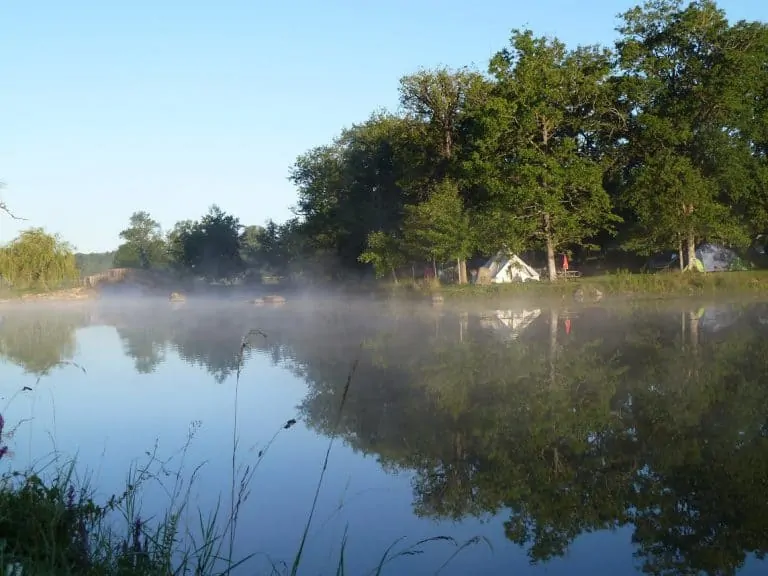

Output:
xmin=82 ymin=268 xmax=131 ymax=287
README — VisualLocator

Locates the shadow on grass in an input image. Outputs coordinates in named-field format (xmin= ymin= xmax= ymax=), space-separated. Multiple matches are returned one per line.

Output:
xmin=0 ymin=329 xmax=490 ymax=575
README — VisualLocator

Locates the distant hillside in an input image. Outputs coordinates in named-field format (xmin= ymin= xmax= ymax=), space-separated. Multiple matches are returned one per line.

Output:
xmin=75 ymin=251 xmax=116 ymax=276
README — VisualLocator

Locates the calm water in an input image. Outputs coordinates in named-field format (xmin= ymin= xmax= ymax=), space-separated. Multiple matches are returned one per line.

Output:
xmin=1 ymin=297 xmax=767 ymax=575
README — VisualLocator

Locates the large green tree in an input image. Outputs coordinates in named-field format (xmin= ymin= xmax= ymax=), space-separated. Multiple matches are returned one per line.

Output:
xmin=169 ymin=205 xmax=244 ymax=281
xmin=291 ymin=113 xmax=416 ymax=272
xmin=402 ymin=179 xmax=474 ymax=280
xmin=473 ymin=30 xmax=620 ymax=280
xmin=399 ymin=67 xmax=487 ymax=283
xmin=239 ymin=225 xmax=264 ymax=268
xmin=358 ymin=230 xmax=407 ymax=283
xmin=114 ymin=211 xmax=167 ymax=269
xmin=616 ymin=0 xmax=759 ymax=267
xmin=279 ymin=0 xmax=768 ymax=282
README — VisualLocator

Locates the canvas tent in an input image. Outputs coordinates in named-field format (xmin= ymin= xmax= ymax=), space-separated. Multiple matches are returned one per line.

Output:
xmin=694 ymin=243 xmax=747 ymax=272
xmin=649 ymin=243 xmax=747 ymax=272
xmin=479 ymin=251 xmax=540 ymax=283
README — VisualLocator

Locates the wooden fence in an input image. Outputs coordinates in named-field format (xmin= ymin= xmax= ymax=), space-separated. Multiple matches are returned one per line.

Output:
xmin=82 ymin=268 xmax=131 ymax=287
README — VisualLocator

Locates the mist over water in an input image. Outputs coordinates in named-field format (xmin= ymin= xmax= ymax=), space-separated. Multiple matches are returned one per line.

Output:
xmin=1 ymin=296 xmax=767 ymax=575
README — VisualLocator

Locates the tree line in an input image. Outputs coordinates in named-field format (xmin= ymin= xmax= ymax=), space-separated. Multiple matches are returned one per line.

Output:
xmin=109 ymin=206 xmax=279 ymax=282
xmin=283 ymin=0 xmax=768 ymax=282
xmin=0 ymin=204 xmax=295 ymax=288
xmin=3 ymin=0 xmax=767 ymax=287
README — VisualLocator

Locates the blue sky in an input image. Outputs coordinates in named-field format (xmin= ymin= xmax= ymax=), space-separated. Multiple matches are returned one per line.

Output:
xmin=1 ymin=0 xmax=766 ymax=252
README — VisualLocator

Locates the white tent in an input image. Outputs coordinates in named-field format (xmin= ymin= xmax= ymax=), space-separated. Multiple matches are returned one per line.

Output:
xmin=481 ymin=251 xmax=540 ymax=283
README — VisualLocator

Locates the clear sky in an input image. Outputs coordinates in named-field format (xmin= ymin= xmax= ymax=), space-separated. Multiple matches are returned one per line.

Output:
xmin=1 ymin=0 xmax=766 ymax=252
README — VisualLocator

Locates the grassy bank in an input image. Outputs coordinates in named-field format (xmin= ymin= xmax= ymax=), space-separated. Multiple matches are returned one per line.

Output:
xmin=384 ymin=269 xmax=768 ymax=301
xmin=0 ymin=412 xmax=242 ymax=576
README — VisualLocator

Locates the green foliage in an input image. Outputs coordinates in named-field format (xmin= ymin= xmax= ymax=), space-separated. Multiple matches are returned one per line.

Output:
xmin=168 ymin=205 xmax=244 ymax=281
xmin=399 ymin=67 xmax=486 ymax=178
xmin=115 ymin=211 xmax=168 ymax=269
xmin=359 ymin=231 xmax=406 ymax=281
xmin=239 ymin=225 xmax=264 ymax=266
xmin=75 ymin=252 xmax=116 ymax=276
xmin=13 ymin=0 xmax=768 ymax=285
xmin=0 ymin=472 xmax=105 ymax=573
xmin=290 ymin=113 xmax=418 ymax=269
xmin=247 ymin=218 xmax=312 ymax=279
xmin=0 ymin=228 xmax=79 ymax=290
xmin=615 ymin=0 xmax=758 ymax=258
xmin=472 ymin=30 xmax=621 ymax=277
xmin=272 ymin=0 xmax=768 ymax=282
xmin=402 ymin=179 xmax=474 ymax=265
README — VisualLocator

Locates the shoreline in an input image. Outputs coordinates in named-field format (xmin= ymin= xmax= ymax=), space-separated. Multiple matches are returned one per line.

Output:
xmin=389 ymin=270 xmax=768 ymax=303
xmin=0 ymin=286 xmax=98 ymax=304
xmin=2 ymin=270 xmax=768 ymax=306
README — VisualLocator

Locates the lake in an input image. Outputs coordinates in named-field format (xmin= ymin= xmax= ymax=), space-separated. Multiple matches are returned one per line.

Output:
xmin=1 ymin=296 xmax=767 ymax=575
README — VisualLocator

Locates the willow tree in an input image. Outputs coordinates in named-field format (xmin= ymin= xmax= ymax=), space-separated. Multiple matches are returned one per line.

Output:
xmin=0 ymin=228 xmax=79 ymax=290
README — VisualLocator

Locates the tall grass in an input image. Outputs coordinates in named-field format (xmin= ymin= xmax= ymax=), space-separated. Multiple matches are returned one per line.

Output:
xmin=0 ymin=331 xmax=487 ymax=575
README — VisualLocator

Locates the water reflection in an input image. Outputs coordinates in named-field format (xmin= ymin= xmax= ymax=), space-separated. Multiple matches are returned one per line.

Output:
xmin=0 ymin=299 xmax=767 ymax=574
xmin=0 ymin=308 xmax=90 ymax=375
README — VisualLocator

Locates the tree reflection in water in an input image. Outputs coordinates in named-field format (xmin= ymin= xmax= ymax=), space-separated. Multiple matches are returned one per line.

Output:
xmin=2 ymin=299 xmax=767 ymax=575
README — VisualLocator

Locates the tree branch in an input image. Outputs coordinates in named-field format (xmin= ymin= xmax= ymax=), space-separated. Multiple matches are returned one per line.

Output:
xmin=0 ymin=200 xmax=26 ymax=221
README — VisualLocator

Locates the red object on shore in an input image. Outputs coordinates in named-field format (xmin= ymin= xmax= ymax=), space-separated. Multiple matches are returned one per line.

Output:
xmin=562 ymin=254 xmax=569 ymax=271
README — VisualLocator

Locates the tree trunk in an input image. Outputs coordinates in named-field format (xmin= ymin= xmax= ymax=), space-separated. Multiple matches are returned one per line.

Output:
xmin=443 ymin=129 xmax=452 ymax=161
xmin=678 ymin=237 xmax=684 ymax=272
xmin=391 ymin=268 xmax=398 ymax=284
xmin=685 ymin=231 xmax=697 ymax=271
xmin=544 ymin=214 xmax=557 ymax=282
xmin=458 ymin=258 xmax=468 ymax=284
xmin=432 ymin=258 xmax=437 ymax=280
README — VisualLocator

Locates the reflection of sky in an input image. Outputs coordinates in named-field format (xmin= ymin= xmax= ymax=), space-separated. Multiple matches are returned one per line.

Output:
xmin=0 ymin=320 xmax=765 ymax=575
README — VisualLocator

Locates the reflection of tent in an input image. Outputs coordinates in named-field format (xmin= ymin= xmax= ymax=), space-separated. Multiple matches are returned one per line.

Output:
xmin=480 ymin=251 xmax=540 ymax=283
xmin=698 ymin=306 xmax=740 ymax=333
xmin=480 ymin=308 xmax=541 ymax=340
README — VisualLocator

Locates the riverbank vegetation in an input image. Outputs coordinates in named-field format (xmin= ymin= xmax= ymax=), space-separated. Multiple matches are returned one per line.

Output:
xmin=0 ymin=229 xmax=79 ymax=292
xmin=396 ymin=269 xmax=768 ymax=301
xmin=3 ymin=0 xmax=768 ymax=293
